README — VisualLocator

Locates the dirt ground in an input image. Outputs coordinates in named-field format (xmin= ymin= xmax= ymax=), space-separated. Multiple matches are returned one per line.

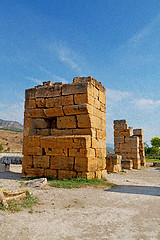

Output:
xmin=0 ymin=165 xmax=160 ymax=240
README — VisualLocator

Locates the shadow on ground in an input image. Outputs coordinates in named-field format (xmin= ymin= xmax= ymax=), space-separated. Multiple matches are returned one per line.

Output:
xmin=105 ymin=185 xmax=160 ymax=196
xmin=0 ymin=172 xmax=22 ymax=180
xmin=155 ymin=168 xmax=160 ymax=171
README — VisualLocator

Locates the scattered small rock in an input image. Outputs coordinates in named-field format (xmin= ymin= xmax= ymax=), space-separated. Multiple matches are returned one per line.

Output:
xmin=152 ymin=162 xmax=160 ymax=167
xmin=0 ymin=189 xmax=28 ymax=208
xmin=26 ymin=178 xmax=47 ymax=188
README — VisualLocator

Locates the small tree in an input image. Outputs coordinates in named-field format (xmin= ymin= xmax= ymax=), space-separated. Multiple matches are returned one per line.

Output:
xmin=144 ymin=142 xmax=150 ymax=155
xmin=150 ymin=147 xmax=159 ymax=155
xmin=0 ymin=143 xmax=3 ymax=151
xmin=151 ymin=137 xmax=160 ymax=148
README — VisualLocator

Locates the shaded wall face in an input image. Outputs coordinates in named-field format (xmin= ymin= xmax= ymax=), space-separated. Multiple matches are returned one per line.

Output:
xmin=22 ymin=77 xmax=107 ymax=179
xmin=106 ymin=154 xmax=122 ymax=173
xmin=114 ymin=120 xmax=143 ymax=169
xmin=133 ymin=129 xmax=146 ymax=166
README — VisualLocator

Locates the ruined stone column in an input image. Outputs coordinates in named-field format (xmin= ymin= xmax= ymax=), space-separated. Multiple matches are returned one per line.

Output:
xmin=114 ymin=120 xmax=141 ymax=169
xmin=22 ymin=76 xmax=107 ymax=179
xmin=133 ymin=129 xmax=146 ymax=167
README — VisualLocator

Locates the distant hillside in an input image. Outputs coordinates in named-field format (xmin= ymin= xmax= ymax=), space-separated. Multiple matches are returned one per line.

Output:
xmin=0 ymin=119 xmax=23 ymax=131
xmin=0 ymin=129 xmax=23 ymax=152
xmin=106 ymin=143 xmax=114 ymax=153
xmin=106 ymin=146 xmax=114 ymax=153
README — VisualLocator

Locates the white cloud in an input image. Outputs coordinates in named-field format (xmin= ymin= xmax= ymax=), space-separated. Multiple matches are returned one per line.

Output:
xmin=105 ymin=89 xmax=132 ymax=144
xmin=106 ymin=88 xmax=131 ymax=106
xmin=38 ymin=65 xmax=68 ymax=83
xmin=141 ymin=125 xmax=160 ymax=146
xmin=128 ymin=14 xmax=160 ymax=45
xmin=134 ymin=98 xmax=160 ymax=110
xmin=25 ymin=66 xmax=69 ymax=85
xmin=111 ymin=14 xmax=160 ymax=68
xmin=37 ymin=65 xmax=55 ymax=79
xmin=0 ymin=102 xmax=24 ymax=124
xmin=0 ymin=103 xmax=5 ymax=108
xmin=57 ymin=46 xmax=81 ymax=72
xmin=25 ymin=76 xmax=42 ymax=84
xmin=48 ymin=42 xmax=88 ymax=75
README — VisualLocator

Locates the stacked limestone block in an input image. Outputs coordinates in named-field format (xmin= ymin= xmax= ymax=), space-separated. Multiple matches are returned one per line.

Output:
xmin=106 ymin=154 xmax=122 ymax=173
xmin=22 ymin=76 xmax=107 ymax=179
xmin=122 ymin=160 xmax=133 ymax=170
xmin=133 ymin=129 xmax=146 ymax=167
xmin=114 ymin=120 xmax=141 ymax=169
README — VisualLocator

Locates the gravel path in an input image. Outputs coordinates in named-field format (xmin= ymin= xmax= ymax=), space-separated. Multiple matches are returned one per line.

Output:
xmin=0 ymin=165 xmax=160 ymax=240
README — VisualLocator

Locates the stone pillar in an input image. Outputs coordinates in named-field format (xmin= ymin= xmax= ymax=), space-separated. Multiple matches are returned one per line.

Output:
xmin=114 ymin=120 xmax=141 ymax=169
xmin=22 ymin=76 xmax=107 ymax=179
xmin=133 ymin=129 xmax=146 ymax=167
xmin=106 ymin=154 xmax=122 ymax=173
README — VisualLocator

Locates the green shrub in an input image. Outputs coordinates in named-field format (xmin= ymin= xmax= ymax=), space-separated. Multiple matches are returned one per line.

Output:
xmin=0 ymin=144 xmax=3 ymax=151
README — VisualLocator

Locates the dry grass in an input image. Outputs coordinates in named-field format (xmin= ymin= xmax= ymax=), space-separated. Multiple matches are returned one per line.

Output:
xmin=0 ymin=129 xmax=23 ymax=152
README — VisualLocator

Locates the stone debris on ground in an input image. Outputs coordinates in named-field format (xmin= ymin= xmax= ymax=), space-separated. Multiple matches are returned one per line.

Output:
xmin=0 ymin=189 xmax=29 ymax=208
xmin=152 ymin=162 xmax=160 ymax=167
xmin=25 ymin=178 xmax=48 ymax=188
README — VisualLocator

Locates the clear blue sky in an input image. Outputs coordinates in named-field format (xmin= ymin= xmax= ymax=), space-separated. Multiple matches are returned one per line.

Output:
xmin=0 ymin=0 xmax=160 ymax=145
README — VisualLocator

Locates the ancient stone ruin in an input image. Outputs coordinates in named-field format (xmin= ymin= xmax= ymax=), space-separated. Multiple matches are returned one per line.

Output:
xmin=22 ymin=76 xmax=107 ymax=179
xmin=114 ymin=120 xmax=146 ymax=169
xmin=106 ymin=154 xmax=122 ymax=173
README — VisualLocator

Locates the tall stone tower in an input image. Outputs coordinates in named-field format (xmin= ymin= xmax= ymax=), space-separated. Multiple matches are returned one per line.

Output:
xmin=22 ymin=76 xmax=107 ymax=179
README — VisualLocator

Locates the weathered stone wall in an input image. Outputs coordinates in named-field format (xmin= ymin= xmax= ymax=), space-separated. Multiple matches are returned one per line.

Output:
xmin=114 ymin=120 xmax=146 ymax=169
xmin=133 ymin=129 xmax=146 ymax=167
xmin=22 ymin=76 xmax=107 ymax=179
xmin=106 ymin=154 xmax=122 ymax=173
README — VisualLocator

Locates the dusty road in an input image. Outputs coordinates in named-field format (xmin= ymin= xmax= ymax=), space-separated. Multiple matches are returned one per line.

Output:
xmin=0 ymin=166 xmax=160 ymax=240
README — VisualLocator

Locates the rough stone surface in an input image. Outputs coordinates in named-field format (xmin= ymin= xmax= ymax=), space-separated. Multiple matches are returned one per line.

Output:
xmin=152 ymin=162 xmax=160 ymax=167
xmin=22 ymin=77 xmax=106 ymax=179
xmin=114 ymin=120 xmax=146 ymax=169
xmin=25 ymin=178 xmax=47 ymax=188
xmin=0 ymin=188 xmax=28 ymax=208
xmin=121 ymin=160 xmax=133 ymax=170
xmin=106 ymin=154 xmax=122 ymax=173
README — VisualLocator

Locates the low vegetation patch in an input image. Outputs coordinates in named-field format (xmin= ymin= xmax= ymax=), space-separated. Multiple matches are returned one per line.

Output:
xmin=19 ymin=180 xmax=27 ymax=188
xmin=0 ymin=127 xmax=23 ymax=132
xmin=49 ymin=177 xmax=115 ymax=189
xmin=0 ymin=192 xmax=38 ymax=213
xmin=146 ymin=158 xmax=160 ymax=163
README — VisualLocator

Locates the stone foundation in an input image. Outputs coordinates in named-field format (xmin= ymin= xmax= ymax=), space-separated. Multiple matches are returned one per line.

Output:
xmin=22 ymin=76 xmax=107 ymax=179
xmin=106 ymin=154 xmax=122 ymax=173
xmin=121 ymin=160 xmax=133 ymax=170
